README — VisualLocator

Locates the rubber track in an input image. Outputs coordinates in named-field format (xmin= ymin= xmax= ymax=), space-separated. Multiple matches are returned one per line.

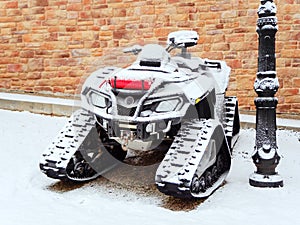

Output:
xmin=223 ymin=96 xmax=239 ymax=149
xmin=39 ymin=109 xmax=97 ymax=180
xmin=155 ymin=119 xmax=230 ymax=198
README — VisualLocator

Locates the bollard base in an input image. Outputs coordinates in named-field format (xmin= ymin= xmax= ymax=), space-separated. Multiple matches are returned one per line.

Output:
xmin=249 ymin=172 xmax=283 ymax=188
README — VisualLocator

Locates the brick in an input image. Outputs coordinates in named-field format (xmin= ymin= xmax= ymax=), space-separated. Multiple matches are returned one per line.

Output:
xmin=200 ymin=52 xmax=223 ymax=60
xmin=42 ymin=41 xmax=67 ymax=50
xmin=170 ymin=14 xmax=189 ymax=22
xmin=77 ymin=21 xmax=94 ymax=26
xmin=283 ymin=4 xmax=300 ymax=14
xmin=72 ymin=31 xmax=95 ymax=41
xmin=234 ymin=27 xmax=252 ymax=33
xmin=26 ymin=72 xmax=42 ymax=79
xmin=293 ymin=78 xmax=300 ymax=87
xmin=66 ymin=26 xmax=77 ymax=32
xmin=79 ymin=11 xmax=92 ymax=20
xmin=238 ymin=10 xmax=247 ymax=17
xmin=34 ymin=86 xmax=53 ymax=92
xmin=98 ymin=8 xmax=113 ymax=17
xmin=230 ymin=42 xmax=257 ymax=51
xmin=154 ymin=27 xmax=174 ymax=37
xmin=277 ymin=104 xmax=292 ymax=112
xmin=236 ymin=75 xmax=255 ymax=90
xmin=53 ymin=86 xmax=65 ymax=93
xmin=206 ymin=30 xmax=223 ymax=35
xmin=53 ymin=51 xmax=70 ymax=58
xmin=226 ymin=34 xmax=244 ymax=42
xmin=0 ymin=15 xmax=21 ymax=23
xmin=20 ymin=50 xmax=35 ymax=58
xmin=210 ymin=5 xmax=226 ymax=12
xmin=32 ymin=0 xmax=48 ymax=7
xmin=199 ymin=13 xmax=220 ymax=20
xmin=281 ymin=49 xmax=300 ymax=58
xmin=113 ymin=8 xmax=126 ymax=17
xmin=244 ymin=33 xmax=257 ymax=42
xmin=227 ymin=59 xmax=243 ymax=69
xmin=113 ymin=29 xmax=128 ymax=39
xmin=6 ymin=2 xmax=18 ymax=9
xmin=237 ymin=96 xmax=254 ymax=108
xmin=52 ymin=77 xmax=80 ymax=86
xmin=7 ymin=64 xmax=23 ymax=72
xmin=83 ymin=0 xmax=92 ymax=4
xmin=67 ymin=4 xmax=82 ymax=11
xmin=221 ymin=10 xmax=237 ymax=19
xmin=0 ymin=80 xmax=11 ymax=88
xmin=211 ymin=43 xmax=230 ymax=51
xmin=0 ymin=56 xmax=13 ymax=65
xmin=71 ymin=49 xmax=91 ymax=57
xmin=46 ymin=10 xmax=67 ymax=19
xmin=28 ymin=59 xmax=44 ymax=72
xmin=48 ymin=26 xmax=66 ymax=32
xmin=32 ymin=7 xmax=45 ymax=15
xmin=107 ymin=0 xmax=122 ymax=2
xmin=23 ymin=34 xmax=44 ymax=42
xmin=291 ymin=103 xmax=300 ymax=110
xmin=285 ymin=96 xmax=300 ymax=103
xmin=7 ymin=9 xmax=22 ymax=16
xmin=279 ymin=88 xmax=299 ymax=96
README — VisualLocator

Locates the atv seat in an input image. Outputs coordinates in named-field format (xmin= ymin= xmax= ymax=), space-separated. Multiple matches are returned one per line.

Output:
xmin=172 ymin=56 xmax=204 ymax=72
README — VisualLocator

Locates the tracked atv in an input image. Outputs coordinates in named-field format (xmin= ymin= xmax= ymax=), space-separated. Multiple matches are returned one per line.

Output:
xmin=40 ymin=30 xmax=240 ymax=198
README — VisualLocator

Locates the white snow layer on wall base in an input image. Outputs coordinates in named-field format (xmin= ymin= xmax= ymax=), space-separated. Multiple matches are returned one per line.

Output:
xmin=0 ymin=92 xmax=299 ymax=130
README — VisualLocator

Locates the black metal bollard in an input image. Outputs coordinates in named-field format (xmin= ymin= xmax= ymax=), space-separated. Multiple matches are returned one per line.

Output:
xmin=249 ymin=0 xmax=283 ymax=187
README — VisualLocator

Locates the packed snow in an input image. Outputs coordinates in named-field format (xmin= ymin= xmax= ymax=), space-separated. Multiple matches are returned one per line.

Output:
xmin=0 ymin=109 xmax=300 ymax=225
xmin=0 ymin=92 xmax=75 ymax=106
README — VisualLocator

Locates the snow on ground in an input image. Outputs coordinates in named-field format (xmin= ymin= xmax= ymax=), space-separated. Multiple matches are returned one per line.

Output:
xmin=0 ymin=109 xmax=300 ymax=225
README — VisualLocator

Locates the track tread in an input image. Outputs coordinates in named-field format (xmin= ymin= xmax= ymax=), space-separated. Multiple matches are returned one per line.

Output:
xmin=40 ymin=109 xmax=97 ymax=180
xmin=223 ymin=96 xmax=240 ymax=149
xmin=155 ymin=119 xmax=231 ymax=198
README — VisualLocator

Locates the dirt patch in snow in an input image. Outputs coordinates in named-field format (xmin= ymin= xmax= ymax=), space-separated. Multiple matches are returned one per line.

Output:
xmin=50 ymin=177 xmax=205 ymax=211
xmin=161 ymin=196 xmax=205 ymax=211
xmin=48 ymin=150 xmax=205 ymax=211
xmin=48 ymin=180 xmax=86 ymax=192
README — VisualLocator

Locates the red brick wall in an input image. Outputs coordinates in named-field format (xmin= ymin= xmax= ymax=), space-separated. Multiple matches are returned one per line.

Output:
xmin=0 ymin=0 xmax=299 ymax=114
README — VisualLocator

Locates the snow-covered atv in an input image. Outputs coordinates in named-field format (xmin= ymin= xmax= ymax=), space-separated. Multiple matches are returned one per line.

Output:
xmin=40 ymin=30 xmax=240 ymax=198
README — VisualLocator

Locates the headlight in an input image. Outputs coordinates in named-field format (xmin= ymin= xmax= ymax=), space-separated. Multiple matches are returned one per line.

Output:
xmin=90 ymin=92 xmax=107 ymax=108
xmin=156 ymin=99 xmax=180 ymax=113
